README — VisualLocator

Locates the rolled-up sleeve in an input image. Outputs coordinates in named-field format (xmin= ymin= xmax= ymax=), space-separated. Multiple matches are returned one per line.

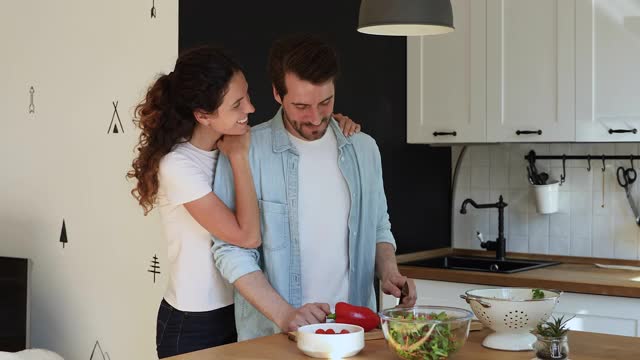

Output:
xmin=372 ymin=141 xmax=396 ymax=250
xmin=210 ymin=153 xmax=261 ymax=283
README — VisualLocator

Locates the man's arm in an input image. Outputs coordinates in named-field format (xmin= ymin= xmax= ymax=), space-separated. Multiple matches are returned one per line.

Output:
xmin=370 ymin=142 xmax=417 ymax=307
xmin=233 ymin=272 xmax=331 ymax=331
xmin=212 ymin=151 xmax=330 ymax=331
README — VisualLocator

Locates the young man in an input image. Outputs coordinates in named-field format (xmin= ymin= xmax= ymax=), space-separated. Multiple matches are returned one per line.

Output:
xmin=212 ymin=35 xmax=416 ymax=341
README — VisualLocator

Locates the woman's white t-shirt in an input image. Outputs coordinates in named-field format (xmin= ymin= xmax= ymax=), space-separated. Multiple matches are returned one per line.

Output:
xmin=157 ymin=142 xmax=233 ymax=312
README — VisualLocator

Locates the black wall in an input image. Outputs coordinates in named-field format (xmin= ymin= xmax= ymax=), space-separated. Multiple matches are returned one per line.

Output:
xmin=179 ymin=1 xmax=451 ymax=253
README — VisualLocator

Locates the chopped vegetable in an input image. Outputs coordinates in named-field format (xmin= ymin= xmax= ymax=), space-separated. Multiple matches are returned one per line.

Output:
xmin=326 ymin=302 xmax=380 ymax=331
xmin=532 ymin=289 xmax=545 ymax=300
xmin=314 ymin=328 xmax=350 ymax=335
xmin=386 ymin=312 xmax=462 ymax=360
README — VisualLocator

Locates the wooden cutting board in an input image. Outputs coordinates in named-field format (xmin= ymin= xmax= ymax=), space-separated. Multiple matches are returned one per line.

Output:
xmin=287 ymin=321 xmax=482 ymax=342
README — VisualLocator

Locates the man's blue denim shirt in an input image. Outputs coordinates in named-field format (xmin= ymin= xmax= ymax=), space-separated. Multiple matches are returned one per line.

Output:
xmin=211 ymin=109 xmax=396 ymax=340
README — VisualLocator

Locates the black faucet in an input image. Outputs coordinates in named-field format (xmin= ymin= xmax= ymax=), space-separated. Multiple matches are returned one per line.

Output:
xmin=460 ymin=195 xmax=508 ymax=261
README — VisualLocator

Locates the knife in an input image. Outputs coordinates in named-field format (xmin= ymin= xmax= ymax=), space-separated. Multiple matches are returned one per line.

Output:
xmin=399 ymin=281 xmax=410 ymax=305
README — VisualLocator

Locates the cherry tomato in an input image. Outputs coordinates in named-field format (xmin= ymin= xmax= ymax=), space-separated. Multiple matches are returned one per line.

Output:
xmin=315 ymin=329 xmax=326 ymax=334
xmin=325 ymin=328 xmax=335 ymax=334
xmin=340 ymin=329 xmax=350 ymax=334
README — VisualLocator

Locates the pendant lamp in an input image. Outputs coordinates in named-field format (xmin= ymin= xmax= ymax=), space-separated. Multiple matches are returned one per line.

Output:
xmin=358 ymin=0 xmax=455 ymax=36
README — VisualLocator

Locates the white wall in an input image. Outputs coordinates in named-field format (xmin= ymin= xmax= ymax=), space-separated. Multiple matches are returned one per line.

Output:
xmin=453 ymin=144 xmax=640 ymax=260
xmin=1 ymin=1 xmax=177 ymax=358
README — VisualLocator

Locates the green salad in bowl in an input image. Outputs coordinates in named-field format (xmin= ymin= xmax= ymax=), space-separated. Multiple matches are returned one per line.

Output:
xmin=379 ymin=306 xmax=473 ymax=360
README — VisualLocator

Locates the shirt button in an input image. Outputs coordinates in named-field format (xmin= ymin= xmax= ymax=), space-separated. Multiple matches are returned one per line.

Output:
xmin=341 ymin=156 xmax=345 ymax=161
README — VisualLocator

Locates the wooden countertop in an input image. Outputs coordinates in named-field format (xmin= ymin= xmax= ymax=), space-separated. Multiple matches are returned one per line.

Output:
xmin=397 ymin=248 xmax=640 ymax=298
xmin=166 ymin=328 xmax=640 ymax=359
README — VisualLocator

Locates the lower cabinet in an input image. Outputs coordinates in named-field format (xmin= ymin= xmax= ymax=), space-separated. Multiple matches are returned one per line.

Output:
xmin=380 ymin=279 xmax=640 ymax=337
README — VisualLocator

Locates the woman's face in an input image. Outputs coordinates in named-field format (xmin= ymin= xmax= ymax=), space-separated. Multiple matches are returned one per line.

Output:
xmin=209 ymin=71 xmax=255 ymax=135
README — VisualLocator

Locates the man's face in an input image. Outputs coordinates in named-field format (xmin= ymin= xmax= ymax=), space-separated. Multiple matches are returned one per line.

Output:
xmin=274 ymin=72 xmax=335 ymax=141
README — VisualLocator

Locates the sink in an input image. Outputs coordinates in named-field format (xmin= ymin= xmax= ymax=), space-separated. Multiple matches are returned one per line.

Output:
xmin=403 ymin=256 xmax=559 ymax=274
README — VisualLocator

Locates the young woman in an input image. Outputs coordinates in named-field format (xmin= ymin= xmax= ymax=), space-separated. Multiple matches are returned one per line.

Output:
xmin=127 ymin=46 xmax=360 ymax=358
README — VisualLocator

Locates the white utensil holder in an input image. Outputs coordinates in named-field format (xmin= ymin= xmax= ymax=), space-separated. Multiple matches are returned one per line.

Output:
xmin=532 ymin=181 xmax=560 ymax=214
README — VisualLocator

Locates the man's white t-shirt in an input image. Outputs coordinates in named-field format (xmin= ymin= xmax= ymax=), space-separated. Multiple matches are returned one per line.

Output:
xmin=157 ymin=142 xmax=233 ymax=312
xmin=288 ymin=125 xmax=350 ymax=308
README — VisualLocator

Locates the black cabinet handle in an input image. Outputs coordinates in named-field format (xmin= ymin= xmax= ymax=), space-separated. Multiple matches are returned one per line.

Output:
xmin=516 ymin=130 xmax=542 ymax=135
xmin=433 ymin=131 xmax=457 ymax=137
xmin=608 ymin=128 xmax=637 ymax=134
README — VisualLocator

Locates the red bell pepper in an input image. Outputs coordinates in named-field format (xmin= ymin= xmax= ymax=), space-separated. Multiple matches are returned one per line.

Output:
xmin=326 ymin=302 xmax=380 ymax=332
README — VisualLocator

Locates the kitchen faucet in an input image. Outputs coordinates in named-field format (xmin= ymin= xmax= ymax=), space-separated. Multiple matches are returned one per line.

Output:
xmin=460 ymin=195 xmax=508 ymax=261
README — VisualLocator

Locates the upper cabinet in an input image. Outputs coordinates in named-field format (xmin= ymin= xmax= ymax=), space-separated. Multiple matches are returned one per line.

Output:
xmin=408 ymin=0 xmax=640 ymax=143
xmin=486 ymin=0 xmax=575 ymax=142
xmin=576 ymin=0 xmax=640 ymax=142
xmin=407 ymin=0 xmax=486 ymax=144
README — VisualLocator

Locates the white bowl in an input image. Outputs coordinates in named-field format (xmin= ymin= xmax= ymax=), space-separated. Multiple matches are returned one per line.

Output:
xmin=461 ymin=287 xmax=561 ymax=351
xmin=297 ymin=323 xmax=365 ymax=358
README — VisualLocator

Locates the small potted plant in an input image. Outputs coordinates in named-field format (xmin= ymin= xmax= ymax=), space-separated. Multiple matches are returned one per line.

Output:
xmin=531 ymin=316 xmax=572 ymax=360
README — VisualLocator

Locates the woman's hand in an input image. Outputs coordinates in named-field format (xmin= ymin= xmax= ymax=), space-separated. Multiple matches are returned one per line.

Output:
xmin=217 ymin=132 xmax=251 ymax=160
xmin=333 ymin=113 xmax=361 ymax=137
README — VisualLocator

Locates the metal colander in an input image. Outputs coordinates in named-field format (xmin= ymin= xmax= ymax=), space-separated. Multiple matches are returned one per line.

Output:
xmin=461 ymin=288 xmax=561 ymax=351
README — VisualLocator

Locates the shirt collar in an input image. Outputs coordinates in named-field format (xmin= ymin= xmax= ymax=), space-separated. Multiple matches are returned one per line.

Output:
xmin=270 ymin=107 xmax=352 ymax=153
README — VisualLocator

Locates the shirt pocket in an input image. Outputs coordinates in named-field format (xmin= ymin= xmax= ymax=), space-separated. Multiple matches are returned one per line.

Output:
xmin=258 ymin=200 xmax=289 ymax=251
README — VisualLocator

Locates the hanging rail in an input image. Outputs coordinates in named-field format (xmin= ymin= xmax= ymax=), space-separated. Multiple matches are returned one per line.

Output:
xmin=525 ymin=150 xmax=640 ymax=162
xmin=525 ymin=150 xmax=640 ymax=186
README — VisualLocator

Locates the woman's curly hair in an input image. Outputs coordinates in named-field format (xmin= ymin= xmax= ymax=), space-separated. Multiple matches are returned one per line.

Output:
xmin=127 ymin=46 xmax=242 ymax=215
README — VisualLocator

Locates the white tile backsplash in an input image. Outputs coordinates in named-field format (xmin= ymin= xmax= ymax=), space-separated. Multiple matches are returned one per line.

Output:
xmin=508 ymin=235 xmax=529 ymax=253
xmin=549 ymin=214 xmax=571 ymax=237
xmin=470 ymin=166 xmax=491 ymax=189
xmin=529 ymin=235 xmax=550 ymax=255
xmin=528 ymin=214 xmax=550 ymax=239
xmin=470 ymin=145 xmax=491 ymax=167
xmin=614 ymin=215 xmax=639 ymax=260
xmin=570 ymin=192 xmax=591 ymax=215
xmin=489 ymin=167 xmax=508 ymax=188
xmin=571 ymin=236 xmax=592 ymax=257
xmin=571 ymin=214 xmax=592 ymax=238
xmin=490 ymin=146 xmax=510 ymax=168
xmin=452 ymin=144 xmax=640 ymax=260
xmin=549 ymin=236 xmax=570 ymax=256
xmin=592 ymin=216 xmax=614 ymax=258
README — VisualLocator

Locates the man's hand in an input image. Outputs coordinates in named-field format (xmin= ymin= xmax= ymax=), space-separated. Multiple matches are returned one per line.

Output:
xmin=281 ymin=303 xmax=331 ymax=332
xmin=376 ymin=243 xmax=417 ymax=307
xmin=380 ymin=272 xmax=417 ymax=307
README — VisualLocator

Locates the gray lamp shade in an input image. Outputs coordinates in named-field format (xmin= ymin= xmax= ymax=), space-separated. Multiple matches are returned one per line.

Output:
xmin=358 ymin=0 xmax=455 ymax=36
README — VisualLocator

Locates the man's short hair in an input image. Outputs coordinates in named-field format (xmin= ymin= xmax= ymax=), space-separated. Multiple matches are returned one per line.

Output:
xmin=268 ymin=34 xmax=340 ymax=98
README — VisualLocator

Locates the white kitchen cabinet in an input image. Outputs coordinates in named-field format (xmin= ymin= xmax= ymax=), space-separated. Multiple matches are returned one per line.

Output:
xmin=485 ymin=0 xmax=576 ymax=142
xmin=575 ymin=0 xmax=640 ymax=142
xmin=406 ymin=0 xmax=487 ymax=144
xmin=408 ymin=0 xmax=640 ymax=144
xmin=380 ymin=279 xmax=640 ymax=337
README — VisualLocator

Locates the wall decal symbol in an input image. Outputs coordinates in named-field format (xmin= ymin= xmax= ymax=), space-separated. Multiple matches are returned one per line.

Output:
xmin=29 ymin=86 xmax=35 ymax=113
xmin=148 ymin=254 xmax=160 ymax=283
xmin=89 ymin=340 xmax=111 ymax=360
xmin=107 ymin=101 xmax=124 ymax=134
xmin=60 ymin=219 xmax=68 ymax=248
xmin=151 ymin=0 xmax=157 ymax=18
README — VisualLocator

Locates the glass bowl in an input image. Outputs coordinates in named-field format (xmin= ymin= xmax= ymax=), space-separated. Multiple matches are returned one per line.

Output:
xmin=379 ymin=305 xmax=473 ymax=359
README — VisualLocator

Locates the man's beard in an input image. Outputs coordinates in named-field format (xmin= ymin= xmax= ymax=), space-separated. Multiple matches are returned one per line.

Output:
xmin=283 ymin=110 xmax=330 ymax=141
